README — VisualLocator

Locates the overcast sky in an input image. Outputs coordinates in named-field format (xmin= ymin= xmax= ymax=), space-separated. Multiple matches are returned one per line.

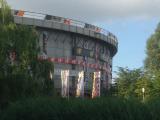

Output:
xmin=6 ymin=0 xmax=160 ymax=75
xmin=6 ymin=0 xmax=160 ymax=22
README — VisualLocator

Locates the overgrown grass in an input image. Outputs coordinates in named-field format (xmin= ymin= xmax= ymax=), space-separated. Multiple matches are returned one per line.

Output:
xmin=145 ymin=97 xmax=160 ymax=120
xmin=1 ymin=97 xmax=156 ymax=120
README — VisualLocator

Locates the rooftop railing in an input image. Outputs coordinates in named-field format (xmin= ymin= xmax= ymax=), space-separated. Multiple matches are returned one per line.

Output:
xmin=13 ymin=10 xmax=118 ymax=45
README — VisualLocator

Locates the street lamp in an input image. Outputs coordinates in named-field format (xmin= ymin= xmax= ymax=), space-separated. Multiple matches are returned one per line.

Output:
xmin=49 ymin=71 xmax=53 ymax=80
xmin=142 ymin=87 xmax=145 ymax=102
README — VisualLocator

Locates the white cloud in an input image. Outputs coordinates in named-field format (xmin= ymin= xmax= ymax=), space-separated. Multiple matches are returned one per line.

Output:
xmin=6 ymin=0 xmax=160 ymax=23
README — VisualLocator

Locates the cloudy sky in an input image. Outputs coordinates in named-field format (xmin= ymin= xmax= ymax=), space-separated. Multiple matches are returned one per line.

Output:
xmin=6 ymin=0 xmax=160 ymax=75
xmin=6 ymin=0 xmax=160 ymax=22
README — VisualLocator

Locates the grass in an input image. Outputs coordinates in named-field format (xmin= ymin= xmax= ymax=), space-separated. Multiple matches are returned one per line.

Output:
xmin=1 ymin=96 xmax=157 ymax=120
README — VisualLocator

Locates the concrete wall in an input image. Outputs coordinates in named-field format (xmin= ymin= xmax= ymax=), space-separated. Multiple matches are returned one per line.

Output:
xmin=13 ymin=15 xmax=117 ymax=94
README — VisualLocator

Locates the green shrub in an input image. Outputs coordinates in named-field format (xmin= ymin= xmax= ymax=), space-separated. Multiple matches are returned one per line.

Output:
xmin=1 ymin=97 xmax=152 ymax=120
xmin=0 ymin=109 xmax=1 ymax=118
xmin=146 ymin=97 xmax=160 ymax=120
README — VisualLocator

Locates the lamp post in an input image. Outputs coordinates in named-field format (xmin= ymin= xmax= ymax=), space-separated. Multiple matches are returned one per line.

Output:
xmin=49 ymin=71 xmax=53 ymax=80
xmin=142 ymin=87 xmax=145 ymax=102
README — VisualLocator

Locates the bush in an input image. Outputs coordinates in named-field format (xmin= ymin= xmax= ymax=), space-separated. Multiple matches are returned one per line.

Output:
xmin=0 ymin=109 xmax=1 ymax=118
xmin=1 ymin=97 xmax=152 ymax=120
xmin=146 ymin=97 xmax=160 ymax=120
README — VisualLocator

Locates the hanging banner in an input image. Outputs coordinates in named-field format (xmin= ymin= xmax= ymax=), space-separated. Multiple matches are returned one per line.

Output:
xmin=42 ymin=32 xmax=48 ymax=55
xmin=92 ymin=71 xmax=101 ymax=98
xmin=38 ymin=57 xmax=109 ymax=71
xmin=61 ymin=70 xmax=69 ymax=98
xmin=76 ymin=71 xmax=84 ymax=97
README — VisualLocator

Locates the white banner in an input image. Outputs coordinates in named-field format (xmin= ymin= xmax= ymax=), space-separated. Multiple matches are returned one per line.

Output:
xmin=61 ymin=70 xmax=69 ymax=98
xmin=92 ymin=71 xmax=101 ymax=98
xmin=76 ymin=71 xmax=84 ymax=97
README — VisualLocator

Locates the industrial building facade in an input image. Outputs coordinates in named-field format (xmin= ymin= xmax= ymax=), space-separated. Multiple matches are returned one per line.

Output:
xmin=13 ymin=10 xmax=118 ymax=96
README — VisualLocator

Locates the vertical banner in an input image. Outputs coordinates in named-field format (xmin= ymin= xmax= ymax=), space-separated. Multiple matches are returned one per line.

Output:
xmin=42 ymin=32 xmax=48 ymax=55
xmin=92 ymin=71 xmax=101 ymax=98
xmin=106 ymin=63 xmax=111 ymax=89
xmin=95 ymin=44 xmax=98 ymax=62
xmin=76 ymin=71 xmax=84 ymax=97
xmin=61 ymin=70 xmax=69 ymax=98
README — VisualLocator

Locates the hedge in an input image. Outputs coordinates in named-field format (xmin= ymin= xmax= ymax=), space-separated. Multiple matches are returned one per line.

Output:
xmin=1 ymin=97 xmax=152 ymax=120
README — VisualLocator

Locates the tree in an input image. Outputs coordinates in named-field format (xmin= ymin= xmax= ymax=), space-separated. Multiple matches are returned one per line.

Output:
xmin=0 ymin=1 xmax=54 ymax=108
xmin=145 ymin=23 xmax=160 ymax=72
xmin=115 ymin=67 xmax=143 ymax=98
xmin=150 ymin=71 xmax=160 ymax=97
xmin=145 ymin=22 xmax=160 ymax=98
xmin=134 ymin=76 xmax=152 ymax=101
xmin=0 ymin=0 xmax=13 ymax=24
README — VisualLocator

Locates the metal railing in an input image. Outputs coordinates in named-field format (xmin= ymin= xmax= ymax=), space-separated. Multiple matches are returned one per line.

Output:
xmin=13 ymin=10 xmax=118 ymax=45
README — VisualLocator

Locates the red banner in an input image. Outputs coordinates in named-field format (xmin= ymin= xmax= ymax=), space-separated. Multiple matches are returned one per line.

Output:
xmin=64 ymin=19 xmax=71 ymax=25
xmin=38 ymin=56 xmax=109 ymax=71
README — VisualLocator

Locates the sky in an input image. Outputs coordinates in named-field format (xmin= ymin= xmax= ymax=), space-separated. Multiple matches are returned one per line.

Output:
xmin=6 ymin=0 xmax=160 ymax=74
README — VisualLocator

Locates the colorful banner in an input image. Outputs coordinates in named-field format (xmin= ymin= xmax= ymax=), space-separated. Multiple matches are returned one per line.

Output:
xmin=92 ymin=71 xmax=101 ymax=98
xmin=16 ymin=10 xmax=24 ymax=16
xmin=76 ymin=71 xmax=84 ymax=97
xmin=64 ymin=19 xmax=71 ymax=25
xmin=61 ymin=70 xmax=69 ymax=98
xmin=38 ymin=56 xmax=109 ymax=72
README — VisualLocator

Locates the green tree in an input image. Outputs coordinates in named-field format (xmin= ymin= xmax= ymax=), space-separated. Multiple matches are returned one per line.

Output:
xmin=150 ymin=71 xmax=160 ymax=97
xmin=134 ymin=76 xmax=152 ymax=101
xmin=115 ymin=67 xmax=143 ymax=98
xmin=0 ymin=0 xmax=13 ymax=24
xmin=0 ymin=1 xmax=54 ymax=108
xmin=145 ymin=23 xmax=160 ymax=98
xmin=145 ymin=23 xmax=160 ymax=72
